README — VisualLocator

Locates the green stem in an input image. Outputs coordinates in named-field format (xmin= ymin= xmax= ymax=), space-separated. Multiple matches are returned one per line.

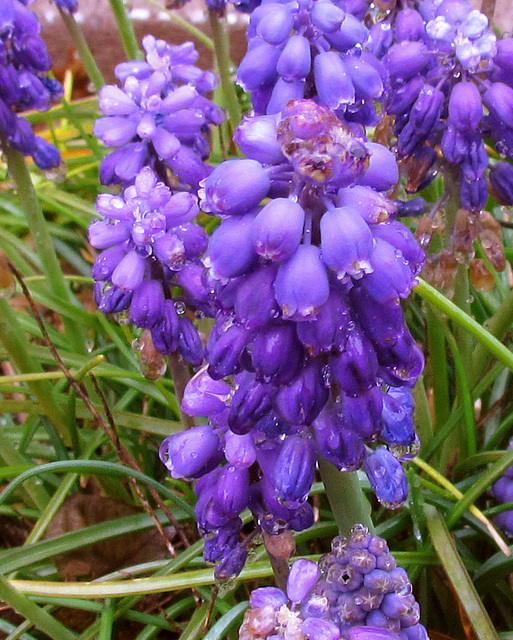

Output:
xmin=318 ymin=459 xmax=374 ymax=537
xmin=108 ymin=0 xmax=142 ymax=60
xmin=208 ymin=10 xmax=242 ymax=135
xmin=0 ymin=299 xmax=71 ymax=443
xmin=412 ymin=375 xmax=433 ymax=448
xmin=4 ymin=145 xmax=85 ymax=354
xmin=415 ymin=278 xmax=513 ymax=375
xmin=57 ymin=8 xmax=105 ymax=91
xmin=425 ymin=304 xmax=450 ymax=429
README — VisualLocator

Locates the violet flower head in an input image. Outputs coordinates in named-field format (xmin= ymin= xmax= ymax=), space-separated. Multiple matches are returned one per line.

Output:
xmin=162 ymin=98 xmax=424 ymax=575
xmin=0 ymin=0 xmax=62 ymax=167
xmin=240 ymin=528 xmax=428 ymax=640
xmin=90 ymin=165 xmax=209 ymax=363
xmin=491 ymin=438 xmax=513 ymax=538
xmin=94 ymin=35 xmax=223 ymax=188
xmin=237 ymin=0 xmax=384 ymax=124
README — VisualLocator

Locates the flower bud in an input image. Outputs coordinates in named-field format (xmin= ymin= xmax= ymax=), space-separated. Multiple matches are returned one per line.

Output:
xmin=364 ymin=448 xmax=408 ymax=508
xmin=159 ymin=425 xmax=221 ymax=479
xmin=274 ymin=435 xmax=317 ymax=507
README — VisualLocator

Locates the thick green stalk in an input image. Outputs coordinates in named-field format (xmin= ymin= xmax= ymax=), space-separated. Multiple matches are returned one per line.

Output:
xmin=318 ymin=459 xmax=374 ymax=537
xmin=4 ymin=145 xmax=86 ymax=354
xmin=208 ymin=10 xmax=242 ymax=135
xmin=0 ymin=299 xmax=70 ymax=443
xmin=108 ymin=0 xmax=142 ymax=60
xmin=57 ymin=8 xmax=105 ymax=91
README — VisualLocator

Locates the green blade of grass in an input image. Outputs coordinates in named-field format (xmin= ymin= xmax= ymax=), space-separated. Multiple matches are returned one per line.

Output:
xmin=425 ymin=505 xmax=500 ymax=640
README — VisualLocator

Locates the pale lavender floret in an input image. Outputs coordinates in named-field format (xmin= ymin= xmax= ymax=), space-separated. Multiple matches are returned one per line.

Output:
xmin=267 ymin=77 xmax=306 ymax=114
xmin=484 ymin=82 xmax=513 ymax=129
xmin=234 ymin=114 xmax=285 ymax=164
xmin=384 ymin=42 xmax=431 ymax=81
xmin=395 ymin=8 xmax=425 ymax=43
xmin=324 ymin=13 xmax=369 ymax=51
xmin=310 ymin=2 xmax=346 ymax=33
xmin=199 ymin=159 xmax=271 ymax=216
xmin=320 ymin=206 xmax=374 ymax=280
xmin=256 ymin=3 xmax=294 ymax=45
xmin=224 ymin=430 xmax=257 ymax=468
xmin=237 ymin=38 xmax=281 ymax=92
xmin=205 ymin=214 xmax=258 ymax=280
xmin=110 ymin=251 xmax=146 ymax=291
xmin=287 ymin=559 xmax=321 ymax=603
xmin=361 ymin=239 xmax=416 ymax=304
xmin=302 ymin=617 xmax=341 ymax=640
xmin=314 ymin=51 xmax=355 ymax=110
xmin=336 ymin=186 xmax=396 ymax=224
xmin=253 ymin=198 xmax=305 ymax=262
xmin=358 ymin=143 xmax=399 ymax=192
xmin=343 ymin=57 xmax=384 ymax=102
xmin=274 ymin=245 xmax=330 ymax=320
xmin=250 ymin=587 xmax=288 ymax=610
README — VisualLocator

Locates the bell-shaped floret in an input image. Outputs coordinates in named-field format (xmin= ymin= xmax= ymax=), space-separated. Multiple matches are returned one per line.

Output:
xmin=313 ymin=406 xmax=366 ymax=471
xmin=181 ymin=368 xmax=231 ymax=416
xmin=274 ymin=245 xmax=330 ymax=321
xmin=273 ymin=434 xmax=317 ymax=508
xmin=358 ymin=142 xmax=399 ymax=192
xmin=329 ymin=325 xmax=379 ymax=397
xmin=296 ymin=290 xmax=352 ymax=355
xmin=320 ymin=205 xmax=374 ymax=280
xmin=364 ymin=448 xmax=408 ymax=508
xmin=448 ymin=81 xmax=483 ymax=132
xmin=275 ymin=359 xmax=329 ymax=424
xmin=361 ymin=238 xmax=416 ymax=303
xmin=159 ymin=425 xmax=221 ymax=479
xmin=205 ymin=214 xmax=258 ymax=280
xmin=253 ymin=198 xmax=305 ymax=261
xmin=314 ymin=51 xmax=355 ymax=110
xmin=252 ymin=322 xmax=304 ymax=384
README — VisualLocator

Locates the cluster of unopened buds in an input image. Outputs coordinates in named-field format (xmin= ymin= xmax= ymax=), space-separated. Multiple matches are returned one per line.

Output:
xmin=240 ymin=527 xmax=429 ymax=640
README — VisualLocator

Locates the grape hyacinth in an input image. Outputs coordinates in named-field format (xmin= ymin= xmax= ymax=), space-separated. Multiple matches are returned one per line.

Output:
xmin=89 ymin=165 xmax=210 ymax=365
xmin=369 ymin=0 xmax=513 ymax=213
xmin=160 ymin=99 xmax=426 ymax=576
xmin=94 ymin=35 xmax=224 ymax=189
xmin=0 ymin=0 xmax=62 ymax=168
xmin=239 ymin=527 xmax=429 ymax=639
xmin=237 ymin=0 xmax=384 ymax=123
xmin=491 ymin=438 xmax=513 ymax=538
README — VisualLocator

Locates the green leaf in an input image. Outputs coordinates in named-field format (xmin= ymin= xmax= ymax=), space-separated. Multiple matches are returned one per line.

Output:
xmin=202 ymin=601 xmax=248 ymax=640
xmin=425 ymin=504 xmax=500 ymax=640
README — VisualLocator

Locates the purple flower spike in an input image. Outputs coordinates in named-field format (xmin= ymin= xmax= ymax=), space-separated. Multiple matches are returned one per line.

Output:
xmin=273 ymin=434 xmax=317 ymax=507
xmin=364 ymin=448 xmax=408 ymax=509
xmin=320 ymin=206 xmax=374 ymax=280
xmin=159 ymin=425 xmax=221 ymax=479
xmin=199 ymin=158 xmax=270 ymax=216
xmin=274 ymin=245 xmax=330 ymax=321
xmin=253 ymin=198 xmax=305 ymax=262
xmin=287 ymin=558 xmax=320 ymax=604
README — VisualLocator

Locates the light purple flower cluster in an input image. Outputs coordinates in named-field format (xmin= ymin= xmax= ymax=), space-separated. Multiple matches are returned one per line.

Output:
xmin=159 ymin=99 xmax=425 ymax=576
xmin=0 ymin=0 xmax=62 ymax=168
xmin=369 ymin=0 xmax=513 ymax=211
xmin=239 ymin=527 xmax=429 ymax=640
xmin=491 ymin=439 xmax=513 ymax=538
xmin=237 ymin=0 xmax=383 ymax=123
xmin=89 ymin=166 xmax=210 ymax=365
xmin=94 ymin=35 xmax=224 ymax=189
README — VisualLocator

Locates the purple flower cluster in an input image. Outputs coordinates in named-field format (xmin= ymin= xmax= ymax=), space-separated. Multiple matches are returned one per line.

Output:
xmin=369 ymin=0 xmax=513 ymax=211
xmin=237 ymin=0 xmax=383 ymax=123
xmin=89 ymin=166 xmax=209 ymax=365
xmin=0 ymin=0 xmax=62 ymax=168
xmin=491 ymin=439 xmax=513 ymax=538
xmin=239 ymin=527 xmax=429 ymax=640
xmin=94 ymin=35 xmax=224 ymax=189
xmin=159 ymin=99 xmax=425 ymax=576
